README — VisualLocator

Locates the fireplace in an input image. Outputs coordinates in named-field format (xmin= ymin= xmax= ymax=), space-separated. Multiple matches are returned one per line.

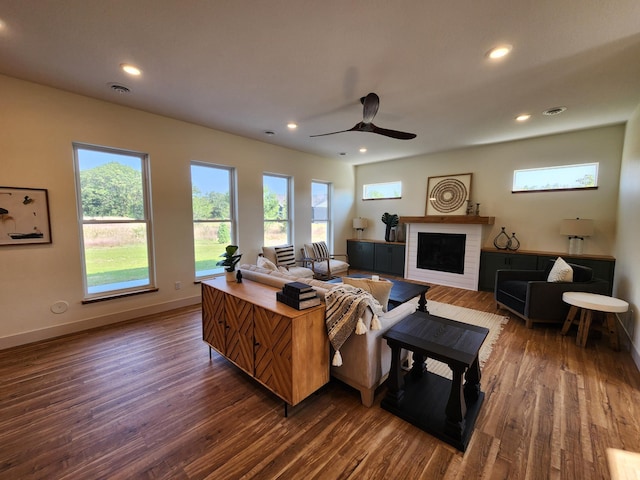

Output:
xmin=404 ymin=222 xmax=486 ymax=290
xmin=417 ymin=232 xmax=466 ymax=274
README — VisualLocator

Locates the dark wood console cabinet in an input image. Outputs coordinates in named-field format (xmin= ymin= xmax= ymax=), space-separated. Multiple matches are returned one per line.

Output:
xmin=478 ymin=248 xmax=616 ymax=294
xmin=347 ymin=239 xmax=406 ymax=276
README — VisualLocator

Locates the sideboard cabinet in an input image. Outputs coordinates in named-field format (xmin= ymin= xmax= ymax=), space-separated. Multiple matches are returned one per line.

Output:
xmin=202 ymin=277 xmax=329 ymax=407
xmin=347 ymin=239 xmax=406 ymax=276
xmin=478 ymin=249 xmax=615 ymax=294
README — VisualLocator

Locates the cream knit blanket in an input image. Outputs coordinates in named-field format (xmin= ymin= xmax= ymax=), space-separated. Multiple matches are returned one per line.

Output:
xmin=325 ymin=285 xmax=383 ymax=366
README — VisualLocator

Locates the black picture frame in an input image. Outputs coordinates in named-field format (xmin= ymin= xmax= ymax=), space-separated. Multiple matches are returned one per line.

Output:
xmin=0 ymin=186 xmax=52 ymax=246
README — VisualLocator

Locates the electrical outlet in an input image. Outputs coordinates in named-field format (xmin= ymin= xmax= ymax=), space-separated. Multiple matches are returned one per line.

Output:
xmin=175 ymin=281 xmax=182 ymax=290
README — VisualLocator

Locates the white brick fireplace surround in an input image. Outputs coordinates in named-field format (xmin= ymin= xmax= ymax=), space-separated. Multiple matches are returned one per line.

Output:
xmin=402 ymin=216 xmax=495 ymax=291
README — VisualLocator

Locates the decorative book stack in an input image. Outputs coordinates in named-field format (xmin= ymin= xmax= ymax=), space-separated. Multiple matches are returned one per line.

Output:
xmin=276 ymin=282 xmax=321 ymax=310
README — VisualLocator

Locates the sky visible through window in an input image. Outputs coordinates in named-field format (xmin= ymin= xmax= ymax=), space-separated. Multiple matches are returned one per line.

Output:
xmin=77 ymin=149 xmax=141 ymax=171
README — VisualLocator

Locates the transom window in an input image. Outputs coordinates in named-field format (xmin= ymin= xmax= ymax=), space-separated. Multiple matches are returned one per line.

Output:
xmin=73 ymin=143 xmax=155 ymax=300
xmin=191 ymin=162 xmax=237 ymax=279
xmin=513 ymin=163 xmax=599 ymax=192
xmin=363 ymin=181 xmax=402 ymax=200
xmin=263 ymin=174 xmax=291 ymax=246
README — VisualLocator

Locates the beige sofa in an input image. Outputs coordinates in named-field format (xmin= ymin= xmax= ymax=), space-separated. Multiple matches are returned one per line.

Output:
xmin=238 ymin=264 xmax=419 ymax=406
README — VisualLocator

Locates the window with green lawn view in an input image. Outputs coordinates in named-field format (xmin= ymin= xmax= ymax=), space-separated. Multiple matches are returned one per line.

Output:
xmin=263 ymin=174 xmax=291 ymax=246
xmin=73 ymin=144 xmax=155 ymax=299
xmin=191 ymin=162 xmax=237 ymax=278
xmin=312 ymin=181 xmax=331 ymax=246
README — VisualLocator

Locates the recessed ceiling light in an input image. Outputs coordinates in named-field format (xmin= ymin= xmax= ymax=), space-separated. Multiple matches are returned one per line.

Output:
xmin=121 ymin=64 xmax=142 ymax=76
xmin=359 ymin=148 xmax=367 ymax=153
xmin=516 ymin=113 xmax=531 ymax=122
xmin=287 ymin=123 xmax=298 ymax=130
xmin=487 ymin=45 xmax=513 ymax=60
xmin=543 ymin=106 xmax=567 ymax=116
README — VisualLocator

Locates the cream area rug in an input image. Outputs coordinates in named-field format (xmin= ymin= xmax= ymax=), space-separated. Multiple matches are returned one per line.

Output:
xmin=420 ymin=301 xmax=509 ymax=380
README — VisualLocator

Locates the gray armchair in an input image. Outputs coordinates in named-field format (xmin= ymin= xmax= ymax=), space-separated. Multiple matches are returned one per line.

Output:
xmin=495 ymin=260 xmax=609 ymax=328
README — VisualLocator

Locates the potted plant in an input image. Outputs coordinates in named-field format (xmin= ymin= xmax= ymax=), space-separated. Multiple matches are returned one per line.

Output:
xmin=381 ymin=213 xmax=399 ymax=242
xmin=217 ymin=245 xmax=242 ymax=281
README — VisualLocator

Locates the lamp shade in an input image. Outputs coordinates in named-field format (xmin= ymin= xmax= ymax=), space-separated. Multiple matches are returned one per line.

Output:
xmin=560 ymin=218 xmax=594 ymax=237
xmin=353 ymin=218 xmax=368 ymax=229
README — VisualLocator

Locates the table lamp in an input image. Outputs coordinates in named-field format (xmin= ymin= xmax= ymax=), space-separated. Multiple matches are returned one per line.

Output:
xmin=353 ymin=217 xmax=368 ymax=240
xmin=560 ymin=218 xmax=594 ymax=255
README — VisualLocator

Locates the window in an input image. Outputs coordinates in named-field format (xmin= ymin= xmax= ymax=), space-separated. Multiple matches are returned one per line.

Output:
xmin=263 ymin=174 xmax=291 ymax=246
xmin=191 ymin=162 xmax=237 ymax=278
xmin=513 ymin=163 xmax=599 ymax=192
xmin=363 ymin=181 xmax=402 ymax=200
xmin=73 ymin=144 xmax=155 ymax=300
xmin=312 ymin=181 xmax=331 ymax=245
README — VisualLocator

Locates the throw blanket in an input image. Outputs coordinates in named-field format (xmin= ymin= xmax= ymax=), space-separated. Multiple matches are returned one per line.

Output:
xmin=325 ymin=285 xmax=383 ymax=367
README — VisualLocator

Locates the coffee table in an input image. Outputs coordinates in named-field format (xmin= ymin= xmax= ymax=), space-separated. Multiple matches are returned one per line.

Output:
xmin=381 ymin=310 xmax=489 ymax=451
xmin=330 ymin=274 xmax=430 ymax=312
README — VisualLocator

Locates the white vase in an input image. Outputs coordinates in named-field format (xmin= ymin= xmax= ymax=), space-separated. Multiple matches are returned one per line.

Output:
xmin=225 ymin=270 xmax=236 ymax=282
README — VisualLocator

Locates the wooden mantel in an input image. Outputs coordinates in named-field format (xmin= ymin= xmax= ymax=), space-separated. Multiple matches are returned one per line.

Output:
xmin=400 ymin=215 xmax=495 ymax=225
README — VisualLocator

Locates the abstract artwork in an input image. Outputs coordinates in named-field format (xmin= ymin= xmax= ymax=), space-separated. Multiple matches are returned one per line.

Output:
xmin=0 ymin=186 xmax=52 ymax=245
xmin=425 ymin=173 xmax=472 ymax=216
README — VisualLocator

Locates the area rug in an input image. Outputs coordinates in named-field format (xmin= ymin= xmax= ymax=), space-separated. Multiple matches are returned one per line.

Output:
xmin=421 ymin=301 xmax=509 ymax=380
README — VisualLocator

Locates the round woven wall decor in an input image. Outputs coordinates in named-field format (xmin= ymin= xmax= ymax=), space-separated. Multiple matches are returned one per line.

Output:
xmin=430 ymin=178 xmax=468 ymax=213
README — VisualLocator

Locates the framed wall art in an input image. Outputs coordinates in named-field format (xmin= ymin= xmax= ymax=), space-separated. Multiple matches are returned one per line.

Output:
xmin=425 ymin=173 xmax=472 ymax=216
xmin=0 ymin=186 xmax=52 ymax=246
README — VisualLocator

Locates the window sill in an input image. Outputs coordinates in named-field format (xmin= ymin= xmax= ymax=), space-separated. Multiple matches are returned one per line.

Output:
xmin=81 ymin=287 xmax=159 ymax=304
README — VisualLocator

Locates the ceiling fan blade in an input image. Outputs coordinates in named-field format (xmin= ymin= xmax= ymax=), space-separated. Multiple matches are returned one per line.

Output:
xmin=370 ymin=123 xmax=417 ymax=140
xmin=361 ymin=92 xmax=379 ymax=123
xmin=310 ymin=122 xmax=369 ymax=137
xmin=309 ymin=127 xmax=356 ymax=138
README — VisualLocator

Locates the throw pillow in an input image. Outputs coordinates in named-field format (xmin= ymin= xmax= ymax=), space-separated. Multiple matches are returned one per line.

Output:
xmin=274 ymin=245 xmax=296 ymax=268
xmin=257 ymin=255 xmax=278 ymax=271
xmin=343 ymin=277 xmax=393 ymax=312
xmin=312 ymin=241 xmax=330 ymax=259
xmin=547 ymin=257 xmax=574 ymax=282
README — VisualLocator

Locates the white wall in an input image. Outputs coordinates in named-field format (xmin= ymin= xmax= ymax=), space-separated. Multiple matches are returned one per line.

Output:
xmin=355 ymin=125 xmax=624 ymax=256
xmin=0 ymin=75 xmax=355 ymax=348
xmin=615 ymin=104 xmax=640 ymax=368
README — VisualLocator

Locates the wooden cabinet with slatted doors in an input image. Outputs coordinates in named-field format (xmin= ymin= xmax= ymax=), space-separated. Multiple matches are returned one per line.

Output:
xmin=201 ymin=277 xmax=329 ymax=407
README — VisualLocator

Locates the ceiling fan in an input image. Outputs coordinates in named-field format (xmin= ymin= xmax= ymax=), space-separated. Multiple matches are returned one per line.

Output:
xmin=310 ymin=92 xmax=416 ymax=140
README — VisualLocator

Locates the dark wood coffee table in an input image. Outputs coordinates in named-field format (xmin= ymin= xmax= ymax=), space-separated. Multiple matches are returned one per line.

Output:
xmin=381 ymin=310 xmax=489 ymax=451
xmin=331 ymin=275 xmax=430 ymax=312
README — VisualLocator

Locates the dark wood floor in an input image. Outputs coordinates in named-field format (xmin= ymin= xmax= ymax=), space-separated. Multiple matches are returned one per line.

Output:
xmin=1 ymin=282 xmax=639 ymax=479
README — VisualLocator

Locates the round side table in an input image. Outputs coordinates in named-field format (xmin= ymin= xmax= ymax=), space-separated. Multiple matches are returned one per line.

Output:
xmin=561 ymin=292 xmax=627 ymax=350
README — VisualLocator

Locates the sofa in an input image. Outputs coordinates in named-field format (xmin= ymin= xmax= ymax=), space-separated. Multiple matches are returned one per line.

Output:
xmin=238 ymin=264 xmax=419 ymax=406
xmin=495 ymin=258 xmax=609 ymax=328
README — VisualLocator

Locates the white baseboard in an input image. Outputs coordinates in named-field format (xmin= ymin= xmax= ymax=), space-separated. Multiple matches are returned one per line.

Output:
xmin=0 ymin=296 xmax=201 ymax=351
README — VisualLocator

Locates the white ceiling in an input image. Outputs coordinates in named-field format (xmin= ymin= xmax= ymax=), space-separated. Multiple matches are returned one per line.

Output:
xmin=1 ymin=0 xmax=640 ymax=165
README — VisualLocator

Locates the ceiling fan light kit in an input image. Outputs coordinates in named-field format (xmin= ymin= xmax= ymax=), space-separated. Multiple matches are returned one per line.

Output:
xmin=311 ymin=93 xmax=416 ymax=140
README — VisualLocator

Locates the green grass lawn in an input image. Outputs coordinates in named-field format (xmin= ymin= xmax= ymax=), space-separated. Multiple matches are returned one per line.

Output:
xmin=86 ymin=241 xmax=228 ymax=287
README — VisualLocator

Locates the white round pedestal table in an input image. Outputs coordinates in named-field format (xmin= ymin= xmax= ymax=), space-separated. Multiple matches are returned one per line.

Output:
xmin=561 ymin=292 xmax=627 ymax=350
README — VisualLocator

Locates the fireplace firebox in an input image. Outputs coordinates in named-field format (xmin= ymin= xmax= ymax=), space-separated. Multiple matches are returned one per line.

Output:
xmin=417 ymin=232 xmax=466 ymax=274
